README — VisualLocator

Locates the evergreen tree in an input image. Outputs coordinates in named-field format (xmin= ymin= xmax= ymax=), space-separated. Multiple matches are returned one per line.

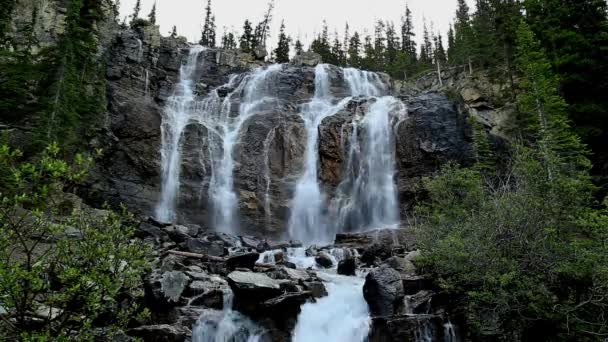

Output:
xmin=343 ymin=23 xmax=350 ymax=55
xmin=524 ymin=0 xmax=608 ymax=173
xmin=170 ymin=25 xmax=177 ymax=38
xmin=447 ymin=24 xmax=456 ymax=64
xmin=130 ymin=0 xmax=141 ymax=24
xmin=148 ymin=2 xmax=157 ymax=25
xmin=400 ymin=5 xmax=416 ymax=57
xmin=452 ymin=0 xmax=474 ymax=66
xmin=347 ymin=31 xmax=362 ymax=67
xmin=294 ymin=39 xmax=303 ymax=55
xmin=221 ymin=30 xmax=237 ymax=50
xmin=419 ymin=20 xmax=433 ymax=66
xmin=434 ymin=32 xmax=447 ymax=65
xmin=273 ymin=21 xmax=290 ymax=63
xmin=255 ymin=0 xmax=275 ymax=48
xmin=385 ymin=21 xmax=399 ymax=65
xmin=200 ymin=0 xmax=216 ymax=47
xmin=310 ymin=21 xmax=333 ymax=63
xmin=373 ymin=21 xmax=386 ymax=70
xmin=239 ymin=20 xmax=254 ymax=52
xmin=361 ymin=34 xmax=375 ymax=71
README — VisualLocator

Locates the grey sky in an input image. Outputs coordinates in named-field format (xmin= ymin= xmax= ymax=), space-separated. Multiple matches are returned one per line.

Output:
xmin=119 ymin=0 xmax=474 ymax=50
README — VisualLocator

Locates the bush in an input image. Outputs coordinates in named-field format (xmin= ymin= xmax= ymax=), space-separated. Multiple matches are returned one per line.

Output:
xmin=0 ymin=144 xmax=150 ymax=340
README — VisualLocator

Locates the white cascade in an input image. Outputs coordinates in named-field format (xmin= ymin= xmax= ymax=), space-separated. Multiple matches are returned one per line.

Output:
xmin=192 ymin=291 xmax=264 ymax=342
xmin=330 ymin=95 xmax=406 ymax=232
xmin=204 ymin=64 xmax=282 ymax=233
xmin=292 ymin=273 xmax=370 ymax=342
xmin=262 ymin=126 xmax=277 ymax=228
xmin=156 ymin=45 xmax=205 ymax=222
xmin=288 ymin=64 xmax=351 ymax=243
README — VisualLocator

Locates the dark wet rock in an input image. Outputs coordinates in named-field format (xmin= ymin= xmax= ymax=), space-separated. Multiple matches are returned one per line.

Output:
xmin=337 ymin=258 xmax=357 ymax=276
xmin=363 ymin=265 xmax=405 ymax=317
xmin=402 ymin=275 xmax=434 ymax=295
xmin=129 ymin=324 xmax=187 ymax=342
xmin=136 ymin=222 xmax=168 ymax=243
xmin=383 ymin=256 xmax=416 ymax=276
xmin=226 ymin=252 xmax=260 ymax=270
xmin=189 ymin=289 xmax=225 ymax=309
xmin=361 ymin=243 xmax=393 ymax=266
xmin=315 ymin=252 xmax=333 ymax=268
xmin=183 ymin=238 xmax=225 ymax=256
xmin=303 ymin=281 xmax=328 ymax=299
xmin=368 ymin=315 xmax=445 ymax=342
xmin=405 ymin=290 xmax=435 ymax=315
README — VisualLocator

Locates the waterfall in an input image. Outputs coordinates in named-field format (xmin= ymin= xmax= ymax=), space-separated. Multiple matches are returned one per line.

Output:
xmin=205 ymin=64 xmax=282 ymax=233
xmin=288 ymin=66 xmax=405 ymax=242
xmin=192 ymin=291 xmax=265 ymax=342
xmin=262 ymin=126 xmax=277 ymax=228
xmin=292 ymin=273 xmax=370 ymax=342
xmin=330 ymin=96 xmax=405 ymax=232
xmin=288 ymin=64 xmax=351 ymax=243
xmin=156 ymin=45 xmax=205 ymax=222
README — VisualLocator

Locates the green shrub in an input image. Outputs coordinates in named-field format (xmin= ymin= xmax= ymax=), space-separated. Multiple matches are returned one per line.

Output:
xmin=0 ymin=144 xmax=150 ymax=340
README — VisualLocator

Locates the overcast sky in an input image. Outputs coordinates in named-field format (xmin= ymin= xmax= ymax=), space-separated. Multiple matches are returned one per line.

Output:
xmin=119 ymin=0 xmax=474 ymax=50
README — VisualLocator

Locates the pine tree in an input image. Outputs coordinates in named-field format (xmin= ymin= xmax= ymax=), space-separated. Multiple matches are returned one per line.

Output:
xmin=255 ymin=0 xmax=275 ymax=48
xmin=200 ymin=0 xmax=215 ymax=47
xmin=373 ymin=20 xmax=386 ymax=70
xmin=361 ymin=34 xmax=375 ymax=71
xmin=221 ymin=30 xmax=237 ymax=50
xmin=524 ymin=0 xmax=608 ymax=166
xmin=131 ymin=0 xmax=141 ymax=22
xmin=453 ymin=0 xmax=474 ymax=67
xmin=240 ymin=20 xmax=254 ymax=52
xmin=343 ymin=23 xmax=350 ymax=55
xmin=400 ymin=5 xmax=416 ymax=57
xmin=148 ymin=2 xmax=157 ymax=25
xmin=170 ymin=25 xmax=177 ymax=38
xmin=273 ymin=21 xmax=290 ymax=63
xmin=385 ymin=21 xmax=399 ymax=65
xmin=347 ymin=31 xmax=362 ymax=67
xmin=447 ymin=24 xmax=456 ymax=64
xmin=434 ymin=33 xmax=447 ymax=65
xmin=310 ymin=21 xmax=333 ymax=63
xmin=294 ymin=39 xmax=303 ymax=55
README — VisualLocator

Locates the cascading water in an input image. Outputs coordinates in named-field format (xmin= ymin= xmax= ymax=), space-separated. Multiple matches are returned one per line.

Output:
xmin=292 ymin=273 xmax=370 ymax=342
xmin=156 ymin=45 xmax=205 ymax=222
xmin=262 ymin=126 xmax=277 ymax=228
xmin=192 ymin=290 xmax=265 ymax=342
xmin=205 ymin=64 xmax=282 ymax=233
xmin=330 ymin=96 xmax=406 ymax=231
xmin=289 ymin=66 xmax=406 ymax=242
xmin=288 ymin=64 xmax=351 ymax=243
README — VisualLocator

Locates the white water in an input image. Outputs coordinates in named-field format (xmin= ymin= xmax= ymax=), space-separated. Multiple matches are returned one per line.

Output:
xmin=262 ymin=126 xmax=277 ymax=228
xmin=330 ymin=96 xmax=406 ymax=232
xmin=288 ymin=64 xmax=351 ymax=243
xmin=156 ymin=46 xmax=205 ymax=222
xmin=192 ymin=291 xmax=265 ymax=342
xmin=292 ymin=273 xmax=370 ymax=342
xmin=205 ymin=64 xmax=282 ymax=233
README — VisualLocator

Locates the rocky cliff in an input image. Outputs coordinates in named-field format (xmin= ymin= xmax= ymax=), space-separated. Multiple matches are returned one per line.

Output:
xmin=80 ymin=26 xmax=475 ymax=239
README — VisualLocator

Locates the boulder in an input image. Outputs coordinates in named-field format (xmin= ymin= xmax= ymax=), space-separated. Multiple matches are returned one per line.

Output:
xmin=303 ymin=281 xmax=328 ymax=298
xmin=227 ymin=271 xmax=282 ymax=300
xmin=184 ymin=238 xmax=225 ymax=256
xmin=383 ymin=256 xmax=416 ymax=276
xmin=226 ymin=252 xmax=260 ymax=270
xmin=361 ymin=243 xmax=393 ymax=265
xmin=363 ymin=265 xmax=405 ymax=316
xmin=315 ymin=252 xmax=333 ymax=268
xmin=160 ymin=271 xmax=189 ymax=303
xmin=368 ymin=315 xmax=445 ymax=342
xmin=337 ymin=258 xmax=357 ymax=276
xmin=292 ymin=51 xmax=322 ymax=67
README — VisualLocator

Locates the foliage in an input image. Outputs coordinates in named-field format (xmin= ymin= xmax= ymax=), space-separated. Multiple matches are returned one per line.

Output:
xmin=414 ymin=22 xmax=608 ymax=340
xmin=0 ymin=144 xmax=150 ymax=340
xmin=200 ymin=0 xmax=216 ymax=47
xmin=273 ymin=21 xmax=290 ymax=63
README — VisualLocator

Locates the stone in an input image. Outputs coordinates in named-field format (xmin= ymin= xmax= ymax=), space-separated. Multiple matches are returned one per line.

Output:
xmin=129 ymin=324 xmax=187 ymax=342
xmin=315 ymin=252 xmax=334 ymax=268
xmin=461 ymin=87 xmax=483 ymax=103
xmin=184 ymin=238 xmax=225 ymax=256
xmin=226 ymin=252 xmax=260 ymax=270
xmin=227 ymin=271 xmax=282 ymax=299
xmin=337 ymin=258 xmax=357 ymax=276
xmin=189 ymin=289 xmax=225 ymax=309
xmin=383 ymin=256 xmax=416 ymax=276
xmin=303 ymin=281 xmax=328 ymax=299
xmin=363 ymin=265 xmax=405 ymax=317
xmin=253 ymin=45 xmax=268 ymax=60
xmin=292 ymin=51 xmax=322 ymax=67
xmin=160 ymin=271 xmax=189 ymax=303
xmin=360 ymin=243 xmax=393 ymax=265
xmin=368 ymin=315 xmax=445 ymax=342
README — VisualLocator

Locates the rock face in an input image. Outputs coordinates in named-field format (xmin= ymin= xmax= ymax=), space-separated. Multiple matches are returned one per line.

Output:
xmin=363 ymin=265 xmax=405 ymax=316
xmin=82 ymin=26 xmax=474 ymax=238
